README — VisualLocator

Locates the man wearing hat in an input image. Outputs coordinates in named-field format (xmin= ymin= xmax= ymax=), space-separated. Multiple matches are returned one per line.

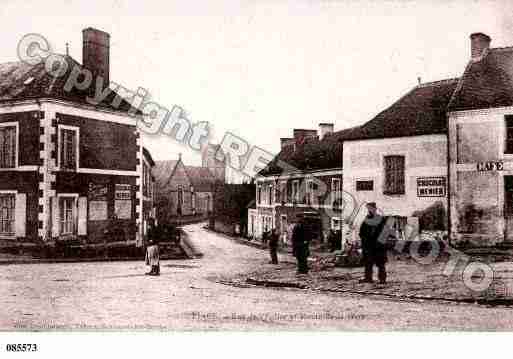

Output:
xmin=358 ymin=202 xmax=387 ymax=284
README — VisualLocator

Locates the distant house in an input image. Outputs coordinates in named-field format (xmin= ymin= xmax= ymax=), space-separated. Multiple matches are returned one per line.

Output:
xmin=154 ymin=155 xmax=217 ymax=224
xmin=0 ymin=27 xmax=151 ymax=246
xmin=253 ymin=124 xmax=356 ymax=242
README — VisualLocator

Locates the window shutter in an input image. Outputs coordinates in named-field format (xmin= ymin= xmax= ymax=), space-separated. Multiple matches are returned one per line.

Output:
xmin=51 ymin=197 xmax=59 ymax=237
xmin=78 ymin=197 xmax=87 ymax=235
xmin=15 ymin=193 xmax=26 ymax=238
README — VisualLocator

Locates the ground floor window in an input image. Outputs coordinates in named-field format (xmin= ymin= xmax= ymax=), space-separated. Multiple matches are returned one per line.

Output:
xmin=0 ymin=193 xmax=15 ymax=235
xmin=60 ymin=197 xmax=76 ymax=235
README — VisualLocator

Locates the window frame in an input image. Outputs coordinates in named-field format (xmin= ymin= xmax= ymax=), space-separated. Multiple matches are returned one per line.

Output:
xmin=57 ymin=125 xmax=80 ymax=171
xmin=0 ymin=122 xmax=19 ymax=170
xmin=383 ymin=155 xmax=406 ymax=195
xmin=356 ymin=179 xmax=374 ymax=192
xmin=0 ymin=190 xmax=16 ymax=237
xmin=57 ymin=193 xmax=78 ymax=236
xmin=292 ymin=180 xmax=300 ymax=203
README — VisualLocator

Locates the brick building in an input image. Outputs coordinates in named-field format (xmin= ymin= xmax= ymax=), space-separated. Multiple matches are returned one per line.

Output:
xmin=0 ymin=27 xmax=154 ymax=246
xmin=251 ymin=125 xmax=355 ymax=243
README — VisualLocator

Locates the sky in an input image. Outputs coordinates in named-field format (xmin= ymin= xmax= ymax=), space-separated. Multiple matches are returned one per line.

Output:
xmin=1 ymin=0 xmax=513 ymax=167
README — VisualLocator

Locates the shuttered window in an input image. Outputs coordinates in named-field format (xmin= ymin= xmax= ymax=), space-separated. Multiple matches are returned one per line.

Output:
xmin=0 ymin=126 xmax=16 ymax=168
xmin=60 ymin=128 xmax=77 ymax=170
xmin=384 ymin=155 xmax=405 ymax=195
xmin=0 ymin=194 xmax=15 ymax=235
xmin=506 ymin=116 xmax=513 ymax=154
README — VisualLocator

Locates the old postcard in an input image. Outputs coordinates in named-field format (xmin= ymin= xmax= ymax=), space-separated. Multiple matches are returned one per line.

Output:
xmin=1 ymin=0 xmax=513 ymax=356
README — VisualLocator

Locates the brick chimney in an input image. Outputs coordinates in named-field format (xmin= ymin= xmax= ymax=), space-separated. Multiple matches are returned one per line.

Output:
xmin=319 ymin=123 xmax=334 ymax=140
xmin=82 ymin=27 xmax=110 ymax=86
xmin=293 ymin=129 xmax=317 ymax=142
xmin=280 ymin=138 xmax=294 ymax=149
xmin=470 ymin=32 xmax=491 ymax=61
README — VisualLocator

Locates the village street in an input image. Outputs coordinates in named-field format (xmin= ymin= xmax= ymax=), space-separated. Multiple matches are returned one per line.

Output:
xmin=1 ymin=222 xmax=513 ymax=330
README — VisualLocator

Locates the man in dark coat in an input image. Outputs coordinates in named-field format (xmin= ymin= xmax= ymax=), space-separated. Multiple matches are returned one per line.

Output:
xmin=292 ymin=216 xmax=309 ymax=274
xmin=359 ymin=202 xmax=387 ymax=284
xmin=268 ymin=228 xmax=279 ymax=264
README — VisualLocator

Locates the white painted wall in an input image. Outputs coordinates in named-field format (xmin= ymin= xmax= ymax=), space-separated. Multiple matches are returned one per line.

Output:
xmin=343 ymin=134 xmax=448 ymax=224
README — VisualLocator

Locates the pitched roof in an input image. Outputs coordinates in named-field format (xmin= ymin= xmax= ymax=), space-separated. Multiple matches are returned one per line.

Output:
xmin=0 ymin=56 xmax=135 ymax=113
xmin=345 ymin=78 xmax=459 ymax=141
xmin=142 ymin=147 xmax=155 ymax=167
xmin=448 ymin=47 xmax=513 ymax=112
xmin=153 ymin=160 xmax=178 ymax=187
xmin=259 ymin=126 xmax=358 ymax=176
xmin=184 ymin=166 xmax=217 ymax=192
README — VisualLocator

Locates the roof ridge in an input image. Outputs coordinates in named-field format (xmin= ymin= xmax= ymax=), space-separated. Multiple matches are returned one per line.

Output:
xmin=416 ymin=77 xmax=460 ymax=88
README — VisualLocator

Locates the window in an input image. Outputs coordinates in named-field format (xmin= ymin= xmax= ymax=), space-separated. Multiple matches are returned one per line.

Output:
xmin=0 ymin=125 xmax=16 ymax=169
xmin=268 ymin=185 xmax=273 ymax=204
xmin=292 ymin=180 xmax=300 ymax=203
xmin=59 ymin=127 xmax=78 ymax=170
xmin=280 ymin=181 xmax=287 ymax=203
xmin=178 ymin=186 xmax=184 ymax=207
xmin=384 ymin=155 xmax=405 ymax=195
xmin=506 ymin=116 xmax=513 ymax=154
xmin=331 ymin=178 xmax=341 ymax=193
xmin=306 ymin=179 xmax=318 ymax=205
xmin=257 ymin=185 xmax=262 ymax=205
xmin=0 ymin=193 xmax=15 ymax=235
xmin=356 ymin=180 xmax=374 ymax=191
xmin=59 ymin=197 xmax=76 ymax=235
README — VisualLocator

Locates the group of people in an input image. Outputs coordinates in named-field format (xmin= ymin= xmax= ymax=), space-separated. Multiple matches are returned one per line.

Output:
xmin=262 ymin=202 xmax=389 ymax=284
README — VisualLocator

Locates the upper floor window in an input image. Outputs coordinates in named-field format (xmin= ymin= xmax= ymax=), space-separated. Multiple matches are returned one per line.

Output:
xmin=331 ymin=178 xmax=341 ymax=193
xmin=356 ymin=180 xmax=374 ymax=191
xmin=506 ymin=115 xmax=513 ymax=154
xmin=292 ymin=180 xmax=300 ymax=203
xmin=257 ymin=185 xmax=262 ymax=205
xmin=384 ymin=155 xmax=405 ymax=195
xmin=280 ymin=181 xmax=287 ymax=203
xmin=59 ymin=126 xmax=78 ymax=171
xmin=268 ymin=185 xmax=273 ymax=205
xmin=0 ymin=124 xmax=16 ymax=169
xmin=306 ymin=179 xmax=318 ymax=205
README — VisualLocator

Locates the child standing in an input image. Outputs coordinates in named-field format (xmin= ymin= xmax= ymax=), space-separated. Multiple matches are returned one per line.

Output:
xmin=145 ymin=239 xmax=160 ymax=276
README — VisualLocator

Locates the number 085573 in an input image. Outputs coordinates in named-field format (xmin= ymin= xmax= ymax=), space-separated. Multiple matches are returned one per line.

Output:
xmin=6 ymin=344 xmax=38 ymax=352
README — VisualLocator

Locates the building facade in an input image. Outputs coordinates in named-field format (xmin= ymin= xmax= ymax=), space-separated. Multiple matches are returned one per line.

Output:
xmin=251 ymin=126 xmax=350 ymax=242
xmin=154 ymin=155 xmax=216 ymax=224
xmin=0 ymin=28 xmax=151 ymax=246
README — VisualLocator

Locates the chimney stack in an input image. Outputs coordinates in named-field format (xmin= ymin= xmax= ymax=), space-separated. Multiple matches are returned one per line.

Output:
xmin=470 ymin=32 xmax=491 ymax=61
xmin=83 ymin=27 xmax=110 ymax=87
xmin=319 ymin=123 xmax=334 ymax=140
xmin=280 ymin=138 xmax=294 ymax=149
xmin=293 ymin=129 xmax=318 ymax=141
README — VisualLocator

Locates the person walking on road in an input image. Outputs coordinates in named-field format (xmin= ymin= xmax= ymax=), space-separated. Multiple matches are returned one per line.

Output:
xmin=359 ymin=202 xmax=387 ymax=284
xmin=292 ymin=216 xmax=310 ymax=274
xmin=268 ymin=228 xmax=279 ymax=264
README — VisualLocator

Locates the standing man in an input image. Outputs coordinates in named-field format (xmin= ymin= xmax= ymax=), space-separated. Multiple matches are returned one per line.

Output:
xmin=268 ymin=228 xmax=279 ymax=264
xmin=292 ymin=215 xmax=309 ymax=274
xmin=359 ymin=202 xmax=387 ymax=284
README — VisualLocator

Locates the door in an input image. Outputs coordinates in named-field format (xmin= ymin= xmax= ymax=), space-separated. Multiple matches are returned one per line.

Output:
xmin=504 ymin=176 xmax=513 ymax=242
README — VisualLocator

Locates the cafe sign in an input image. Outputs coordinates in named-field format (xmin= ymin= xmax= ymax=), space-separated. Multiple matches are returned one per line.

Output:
xmin=477 ymin=161 xmax=504 ymax=172
xmin=417 ymin=176 xmax=446 ymax=197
